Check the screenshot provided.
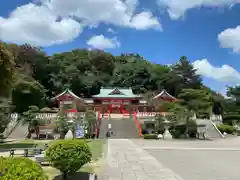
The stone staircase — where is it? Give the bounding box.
[109,117,140,139]
[7,121,28,139]
[196,119,224,140]
[99,115,140,139]
[206,120,224,139]
[99,117,110,138]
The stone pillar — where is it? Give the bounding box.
[163,119,172,140]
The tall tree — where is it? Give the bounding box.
[0,43,15,97]
[227,85,240,104]
[22,105,43,139]
[178,88,212,118]
[170,56,202,95]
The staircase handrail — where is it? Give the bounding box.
[133,112,142,137]
[209,119,225,138]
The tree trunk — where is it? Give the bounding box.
[63,171,68,180]
[184,118,189,138]
[35,126,39,139]
[27,126,32,139]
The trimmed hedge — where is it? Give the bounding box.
[0,157,48,180]
[45,139,92,179]
[143,134,158,139]
[217,124,235,134]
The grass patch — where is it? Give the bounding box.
[87,139,106,161]
[0,140,36,149]
[0,140,50,149]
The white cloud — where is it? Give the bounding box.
[0,3,83,46]
[42,0,161,30]
[157,0,239,19]
[107,28,115,33]
[0,0,161,46]
[218,26,240,53]
[129,11,162,30]
[192,58,240,84]
[87,35,120,49]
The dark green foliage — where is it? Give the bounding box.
[85,109,97,135]
[0,157,48,180]
[45,140,92,179]
[12,78,46,113]
[55,113,70,139]
[178,88,212,118]
[0,98,12,135]
[170,125,186,139]
[217,124,235,134]
[0,43,15,98]
[170,122,197,139]
[143,134,158,139]
[156,127,165,134]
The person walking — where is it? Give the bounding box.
[106,129,111,138]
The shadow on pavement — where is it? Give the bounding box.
[53,172,97,180]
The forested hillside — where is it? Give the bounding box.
[1,42,240,123]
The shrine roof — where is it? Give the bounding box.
[152,90,177,101]
[51,88,84,101]
[92,87,141,99]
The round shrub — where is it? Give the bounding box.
[0,157,48,180]
[217,124,235,134]
[143,134,158,139]
[45,140,92,179]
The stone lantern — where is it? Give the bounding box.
[65,130,73,140]
[163,119,172,140]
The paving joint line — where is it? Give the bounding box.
[143,147,240,151]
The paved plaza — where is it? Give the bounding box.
[100,138,240,180]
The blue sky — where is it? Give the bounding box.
[1,0,240,95]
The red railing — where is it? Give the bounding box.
[95,110,101,136]
[133,112,142,137]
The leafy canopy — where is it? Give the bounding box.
[0,157,48,180]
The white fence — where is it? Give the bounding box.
[35,112,85,119]
[136,112,156,117]
[136,112,223,122]
[9,112,85,120]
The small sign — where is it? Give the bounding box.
[75,126,85,138]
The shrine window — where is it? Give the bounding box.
[94,100,101,104]
[131,100,139,105]
[146,123,155,129]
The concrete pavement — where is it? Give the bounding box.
[100,139,184,180]
[133,138,240,180]
[100,138,240,180]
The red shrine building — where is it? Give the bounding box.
[52,87,176,114]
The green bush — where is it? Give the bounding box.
[187,120,197,138]
[170,124,186,139]
[217,124,235,134]
[170,129,182,139]
[157,127,165,134]
[143,134,158,139]
[0,157,48,180]
[45,139,92,180]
